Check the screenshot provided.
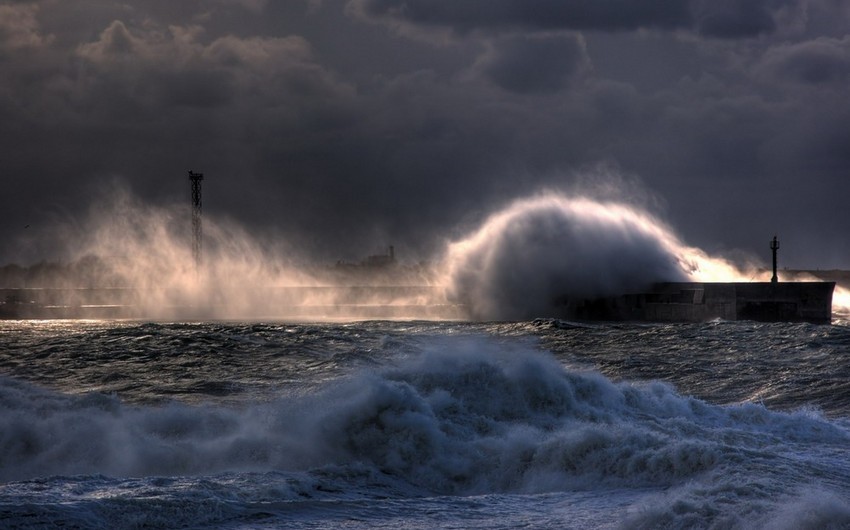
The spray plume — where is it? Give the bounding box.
[442,194,680,320]
[49,189,449,320]
[439,193,805,320]
[13,187,847,321]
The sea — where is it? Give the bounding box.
[1,317,850,529]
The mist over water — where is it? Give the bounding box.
[15,187,847,320]
[51,191,448,319]
[70,194,313,317]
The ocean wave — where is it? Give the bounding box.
[1,338,847,497]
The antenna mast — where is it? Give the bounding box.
[189,171,204,269]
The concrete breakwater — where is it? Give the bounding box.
[570,282,835,324]
[0,282,837,323]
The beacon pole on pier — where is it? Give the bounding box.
[189,171,204,270]
[770,236,779,283]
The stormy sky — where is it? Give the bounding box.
[1,0,848,269]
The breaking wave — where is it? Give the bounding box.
[2,338,847,496]
[441,194,754,320]
[440,192,850,320]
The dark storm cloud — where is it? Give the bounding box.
[0,3,49,50]
[759,36,850,84]
[349,0,801,38]
[1,0,849,269]
[349,0,692,33]
[691,0,784,38]
[472,33,590,94]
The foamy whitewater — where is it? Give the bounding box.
[1,319,850,529]
[3,191,850,528]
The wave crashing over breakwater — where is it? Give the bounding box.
[443,195,694,320]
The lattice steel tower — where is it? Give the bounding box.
[189,171,204,268]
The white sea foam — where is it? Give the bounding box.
[761,490,850,530]
[2,338,847,504]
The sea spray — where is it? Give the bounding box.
[15,185,847,320]
[33,187,447,319]
[438,192,836,320]
[441,194,691,320]
[3,337,847,496]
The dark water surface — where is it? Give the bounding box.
[1,319,849,528]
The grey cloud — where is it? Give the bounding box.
[472,33,590,94]
[349,0,804,39]
[69,19,353,116]
[0,3,52,50]
[77,19,136,58]
[348,0,692,34]
[691,0,780,38]
[212,0,268,14]
[759,36,850,84]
